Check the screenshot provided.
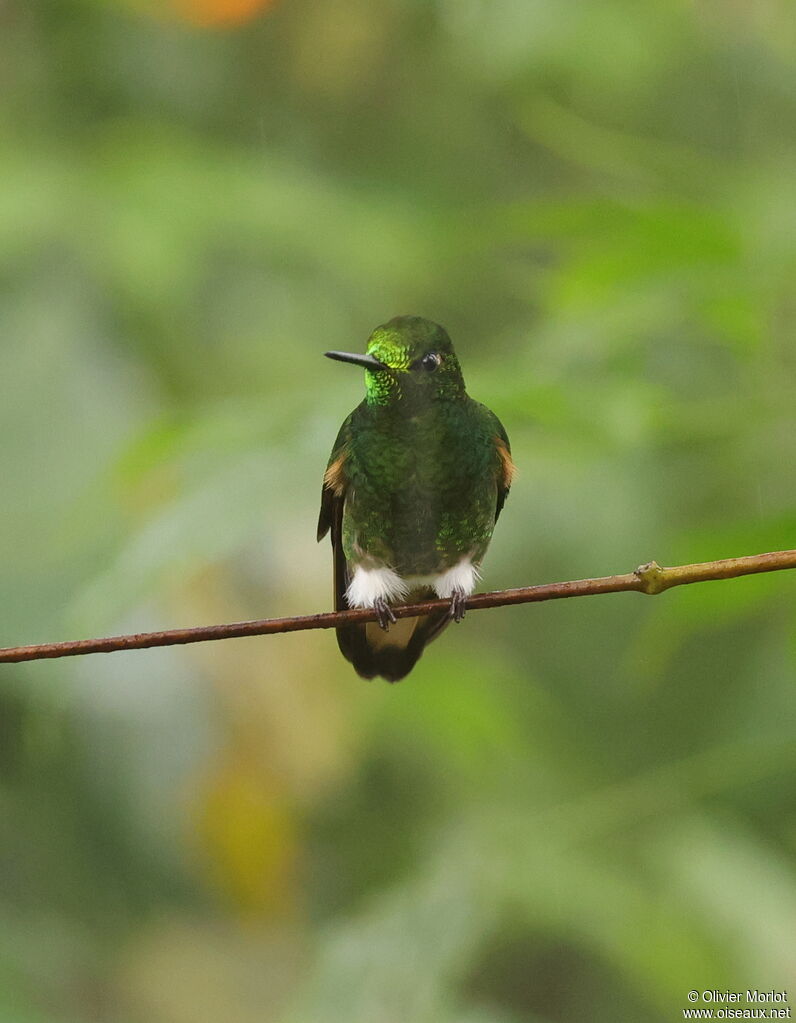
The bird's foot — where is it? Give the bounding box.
[374,597,397,631]
[449,588,468,623]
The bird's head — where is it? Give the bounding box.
[325,316,466,405]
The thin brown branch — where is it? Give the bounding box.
[1,549,794,665]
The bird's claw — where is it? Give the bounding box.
[449,589,467,623]
[374,597,397,631]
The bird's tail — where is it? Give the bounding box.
[336,589,450,682]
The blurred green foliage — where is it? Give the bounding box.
[1,1,795,1020]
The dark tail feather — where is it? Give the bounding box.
[336,591,451,683]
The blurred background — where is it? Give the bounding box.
[1,0,795,1020]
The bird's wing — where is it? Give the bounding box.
[494,426,515,522]
[317,414,354,615]
[477,406,515,523]
[317,421,349,541]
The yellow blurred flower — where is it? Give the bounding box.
[193,748,298,919]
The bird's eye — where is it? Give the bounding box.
[420,353,441,372]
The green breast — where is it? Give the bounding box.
[343,397,500,575]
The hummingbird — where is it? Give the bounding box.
[318,316,514,682]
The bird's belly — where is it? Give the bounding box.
[345,486,494,574]
[345,438,497,581]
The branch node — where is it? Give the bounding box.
[634,560,670,595]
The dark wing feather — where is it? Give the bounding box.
[316,483,335,543]
[317,418,349,542]
[317,415,381,677]
[316,414,354,616]
[492,418,515,523]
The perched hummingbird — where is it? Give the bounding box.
[318,316,514,682]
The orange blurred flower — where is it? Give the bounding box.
[171,0,278,27]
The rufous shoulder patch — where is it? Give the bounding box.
[323,448,348,497]
[495,436,517,490]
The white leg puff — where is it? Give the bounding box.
[346,565,409,609]
[432,558,480,599]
